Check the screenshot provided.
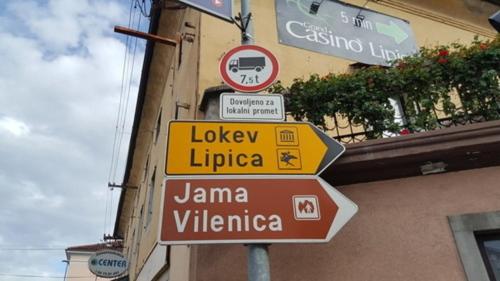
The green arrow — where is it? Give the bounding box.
[375,21,408,44]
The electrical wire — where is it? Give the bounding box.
[111,3,137,182]
[135,0,151,18]
[356,0,371,18]
[104,0,135,236]
[0,248,116,255]
[108,11,141,230]
[108,0,135,183]
[0,247,65,251]
[113,13,142,182]
[104,0,150,236]
[0,273,89,279]
[111,2,141,182]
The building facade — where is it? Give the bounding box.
[113,0,500,280]
[65,242,124,281]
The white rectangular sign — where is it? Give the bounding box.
[220,92,285,121]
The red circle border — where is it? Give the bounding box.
[219,45,280,93]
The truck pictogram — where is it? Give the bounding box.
[229,57,266,72]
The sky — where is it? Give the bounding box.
[0,0,148,279]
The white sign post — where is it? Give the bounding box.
[220,92,285,121]
[88,250,128,279]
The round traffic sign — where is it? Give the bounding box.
[219,45,279,92]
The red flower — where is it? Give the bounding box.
[399,128,411,135]
[437,57,448,64]
[396,62,407,70]
[438,49,449,56]
[480,43,488,50]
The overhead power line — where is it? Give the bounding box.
[135,0,152,17]
[0,247,65,251]
[104,0,151,236]
[0,273,89,279]
[105,0,138,237]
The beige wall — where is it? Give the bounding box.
[66,252,109,281]
[198,0,495,94]
[397,0,499,30]
[120,7,202,281]
[119,0,498,280]
[192,165,500,281]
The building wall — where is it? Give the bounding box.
[117,0,499,280]
[394,0,499,30]
[192,166,500,281]
[198,0,496,93]
[119,7,202,281]
[66,252,108,281]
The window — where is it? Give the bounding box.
[448,211,500,281]
[131,229,136,255]
[476,232,500,281]
[136,205,144,252]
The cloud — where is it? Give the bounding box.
[0,117,30,137]
[0,0,146,279]
[5,0,126,52]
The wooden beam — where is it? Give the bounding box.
[114,25,178,47]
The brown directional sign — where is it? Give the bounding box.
[165,121,345,175]
[159,177,358,244]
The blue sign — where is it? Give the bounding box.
[179,0,233,22]
[276,0,418,66]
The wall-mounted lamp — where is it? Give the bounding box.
[310,0,324,15]
[489,10,500,32]
[354,14,365,27]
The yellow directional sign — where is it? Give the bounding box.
[165,121,345,175]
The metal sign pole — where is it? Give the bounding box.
[240,1,271,280]
[248,244,270,281]
[241,0,254,45]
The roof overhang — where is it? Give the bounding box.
[322,120,500,186]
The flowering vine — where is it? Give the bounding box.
[270,35,500,138]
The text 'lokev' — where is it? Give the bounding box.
[189,126,263,172]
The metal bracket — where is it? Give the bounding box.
[175,101,191,119]
[108,182,138,190]
[233,12,253,42]
[114,25,179,47]
[103,234,124,242]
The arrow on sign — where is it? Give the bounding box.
[159,177,358,244]
[165,121,345,175]
[375,21,408,44]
